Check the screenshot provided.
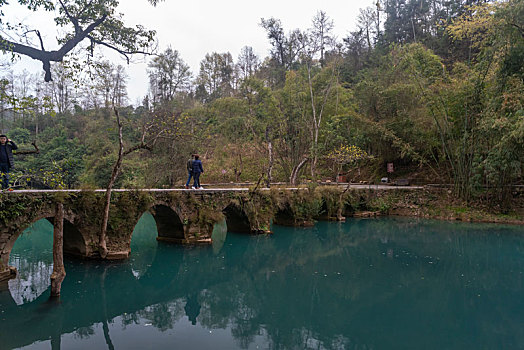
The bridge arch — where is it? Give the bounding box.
[1,205,54,268]
[63,219,88,257]
[222,203,252,234]
[148,202,185,242]
[1,207,87,275]
[273,203,295,226]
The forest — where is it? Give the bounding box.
[1,0,523,207]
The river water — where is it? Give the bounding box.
[1,215,523,349]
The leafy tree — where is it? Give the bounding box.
[0,0,160,81]
[236,46,260,81]
[310,11,335,67]
[148,47,191,104]
[196,52,235,102]
[446,0,524,203]
[260,17,303,87]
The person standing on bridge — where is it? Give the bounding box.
[0,135,17,191]
[192,154,204,190]
[185,154,194,189]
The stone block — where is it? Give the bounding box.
[0,266,17,283]
[105,251,129,260]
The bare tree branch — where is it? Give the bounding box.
[87,35,152,63]
[14,141,40,155]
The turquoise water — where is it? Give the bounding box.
[1,215,523,349]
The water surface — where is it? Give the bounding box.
[1,215,523,349]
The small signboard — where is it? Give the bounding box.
[387,163,394,173]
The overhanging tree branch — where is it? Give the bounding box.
[87,35,152,64]
[1,14,107,82]
[1,1,157,82]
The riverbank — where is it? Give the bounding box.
[338,186,524,226]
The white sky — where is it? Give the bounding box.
[5,0,376,104]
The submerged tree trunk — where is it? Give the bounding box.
[50,202,65,297]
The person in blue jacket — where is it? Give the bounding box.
[0,134,17,190]
[191,154,204,189]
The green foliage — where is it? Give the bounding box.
[0,0,522,211]
[0,193,46,225]
[367,197,392,214]
[107,191,154,236]
[14,126,86,188]
[271,188,323,223]
[8,128,31,144]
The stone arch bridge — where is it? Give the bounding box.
[0,189,277,269]
[0,185,428,284]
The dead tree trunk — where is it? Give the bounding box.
[50,202,65,297]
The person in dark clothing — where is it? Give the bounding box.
[185,154,194,189]
[191,154,204,189]
[0,134,17,190]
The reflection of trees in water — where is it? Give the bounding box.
[115,299,186,334]
[130,212,158,279]
[198,287,261,349]
[184,293,201,325]
[8,259,53,305]
[141,302,185,331]
[74,326,95,339]
[177,218,524,349]
[4,218,523,349]
[8,219,54,305]
[120,310,141,329]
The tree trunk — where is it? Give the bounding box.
[290,158,309,186]
[50,202,66,297]
[307,64,318,180]
[99,108,125,259]
[99,108,157,258]
[266,126,273,188]
[234,153,243,182]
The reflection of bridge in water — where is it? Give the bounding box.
[0,217,384,349]
[1,217,523,350]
